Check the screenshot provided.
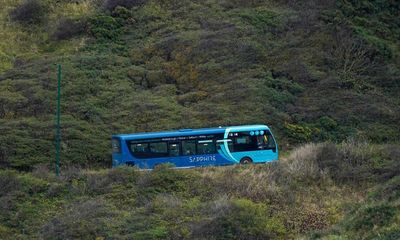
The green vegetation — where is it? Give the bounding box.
[0,142,398,239]
[0,1,399,237]
[0,0,398,169]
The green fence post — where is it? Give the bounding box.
[55,64,61,176]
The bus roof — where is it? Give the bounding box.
[113,125,270,140]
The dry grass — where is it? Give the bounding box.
[284,143,320,177]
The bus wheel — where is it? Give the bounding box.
[240,157,253,164]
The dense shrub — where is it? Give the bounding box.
[0,171,20,197]
[102,0,146,11]
[370,176,400,202]
[219,0,263,9]
[88,15,123,40]
[349,204,396,231]
[143,163,194,193]
[193,198,286,239]
[283,123,313,143]
[40,199,114,240]
[85,167,138,195]
[10,0,46,25]
[53,18,87,40]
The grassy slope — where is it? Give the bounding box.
[0,142,399,239]
[0,0,399,169]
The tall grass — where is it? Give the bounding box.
[0,142,398,239]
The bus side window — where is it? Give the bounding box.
[169,142,180,157]
[231,134,257,152]
[182,140,196,156]
[197,140,215,154]
[149,142,168,157]
[132,143,148,153]
[130,143,149,158]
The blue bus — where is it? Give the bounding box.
[112,125,278,169]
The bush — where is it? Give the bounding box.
[88,15,123,40]
[85,167,138,195]
[219,0,263,9]
[52,18,87,40]
[10,0,46,25]
[193,198,286,239]
[40,199,114,240]
[102,0,146,11]
[283,123,313,143]
[0,171,21,197]
[145,163,193,193]
[370,176,400,202]
[284,143,326,181]
[349,204,396,231]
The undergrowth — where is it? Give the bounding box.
[0,142,398,239]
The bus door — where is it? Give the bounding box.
[255,131,278,161]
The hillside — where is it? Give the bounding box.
[0,0,399,169]
[0,142,399,239]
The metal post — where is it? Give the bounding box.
[55,64,61,176]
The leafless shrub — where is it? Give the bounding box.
[145,193,182,214]
[32,164,52,180]
[328,29,375,89]
[284,143,324,180]
[195,164,286,203]
[136,170,152,188]
[338,138,374,166]
[209,195,233,216]
[85,171,111,194]
[59,165,85,182]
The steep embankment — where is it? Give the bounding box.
[0,0,399,169]
[0,142,399,239]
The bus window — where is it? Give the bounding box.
[130,143,149,158]
[256,132,276,150]
[149,142,168,157]
[197,140,215,154]
[266,132,276,150]
[132,143,148,153]
[229,132,258,152]
[169,142,180,156]
[182,140,196,156]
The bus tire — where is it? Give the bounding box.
[126,162,135,166]
[240,157,253,164]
